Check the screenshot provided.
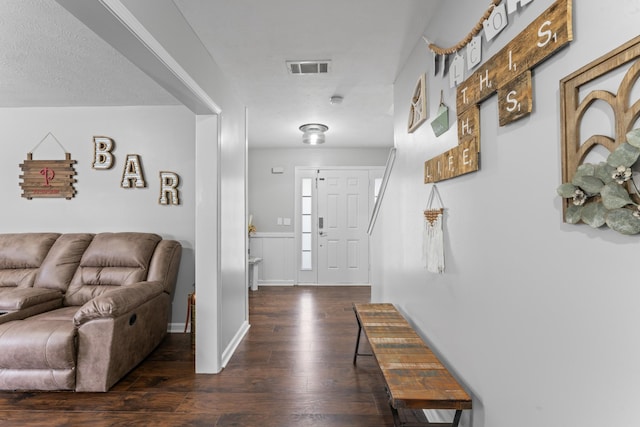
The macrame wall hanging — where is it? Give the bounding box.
[423,185,445,273]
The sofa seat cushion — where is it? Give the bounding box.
[0,320,76,370]
[0,288,62,311]
[27,306,80,322]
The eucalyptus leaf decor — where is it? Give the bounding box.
[557,128,640,235]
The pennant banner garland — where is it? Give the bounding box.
[424,0,535,87]
[423,0,573,183]
[483,2,508,42]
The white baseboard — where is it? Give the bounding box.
[256,282,295,286]
[167,320,250,371]
[167,322,188,333]
[221,320,250,368]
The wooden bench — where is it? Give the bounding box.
[353,303,472,427]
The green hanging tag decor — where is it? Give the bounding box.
[431,91,449,137]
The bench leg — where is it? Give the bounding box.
[353,321,362,365]
[352,313,373,364]
[452,410,462,427]
[390,406,463,427]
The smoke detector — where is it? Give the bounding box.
[286,60,331,75]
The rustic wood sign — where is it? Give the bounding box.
[424,137,479,182]
[560,35,640,218]
[425,0,573,183]
[19,152,77,199]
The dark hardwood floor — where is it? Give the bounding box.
[0,286,423,426]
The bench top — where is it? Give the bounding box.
[353,303,472,411]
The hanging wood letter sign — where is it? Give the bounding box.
[425,0,573,183]
[19,152,77,199]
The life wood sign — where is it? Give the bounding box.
[425,0,573,183]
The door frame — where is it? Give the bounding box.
[294,166,384,285]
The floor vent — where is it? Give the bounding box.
[286,60,331,75]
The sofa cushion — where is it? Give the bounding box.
[0,320,76,370]
[28,306,80,322]
[64,233,161,306]
[0,233,60,288]
[34,233,95,292]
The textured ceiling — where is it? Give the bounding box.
[0,0,178,107]
[1,0,440,149]
[173,0,440,148]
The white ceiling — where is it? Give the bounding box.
[0,0,179,107]
[0,0,441,148]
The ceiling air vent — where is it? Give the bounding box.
[286,60,331,75]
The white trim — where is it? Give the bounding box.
[194,114,222,373]
[98,0,221,114]
[167,322,188,333]
[258,280,296,286]
[251,232,295,238]
[221,321,250,368]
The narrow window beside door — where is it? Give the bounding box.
[301,178,313,270]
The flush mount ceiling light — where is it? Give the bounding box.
[299,123,329,145]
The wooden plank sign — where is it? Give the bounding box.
[498,70,533,126]
[19,153,77,199]
[425,0,573,183]
[456,0,573,117]
[424,137,479,183]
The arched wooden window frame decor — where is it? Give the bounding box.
[560,35,640,220]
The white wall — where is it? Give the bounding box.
[374,1,640,426]
[219,108,249,358]
[0,105,195,328]
[109,0,249,372]
[248,147,389,233]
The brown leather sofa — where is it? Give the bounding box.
[0,232,182,392]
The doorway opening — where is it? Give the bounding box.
[295,167,383,285]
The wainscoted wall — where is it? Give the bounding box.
[249,232,295,285]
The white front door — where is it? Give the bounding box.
[316,169,370,284]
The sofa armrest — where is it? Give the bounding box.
[0,288,62,310]
[73,281,165,326]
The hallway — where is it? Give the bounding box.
[0,286,426,426]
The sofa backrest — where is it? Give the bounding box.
[147,239,183,295]
[64,232,162,306]
[34,233,95,292]
[0,233,60,288]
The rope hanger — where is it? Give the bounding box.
[423,0,503,55]
[29,132,69,155]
